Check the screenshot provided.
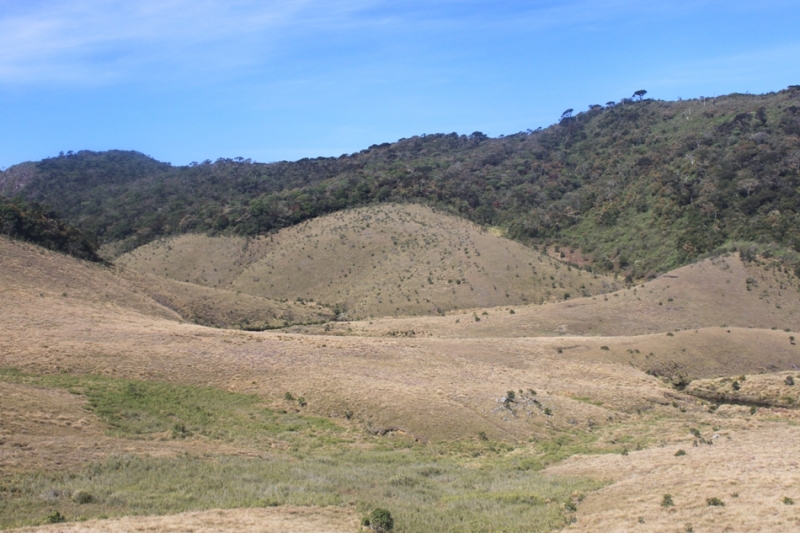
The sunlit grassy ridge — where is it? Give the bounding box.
[117,204,616,319]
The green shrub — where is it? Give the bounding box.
[284,392,295,401]
[368,508,394,532]
[675,449,686,456]
[706,497,724,507]
[47,511,66,524]
[662,494,674,507]
[786,376,795,386]
[784,496,794,505]
[72,490,93,504]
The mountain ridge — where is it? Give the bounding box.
[3,86,800,277]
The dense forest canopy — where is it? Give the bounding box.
[2,86,799,276]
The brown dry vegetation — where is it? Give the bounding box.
[9,506,359,533]
[291,252,800,339]
[4,203,800,532]
[116,204,615,319]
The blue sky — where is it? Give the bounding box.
[1,0,799,169]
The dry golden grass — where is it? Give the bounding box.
[7,506,358,533]
[116,204,615,319]
[118,269,333,329]
[687,370,800,408]
[5,227,800,533]
[548,420,800,532]
[292,253,800,339]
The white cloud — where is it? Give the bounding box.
[0,0,794,87]
[0,0,370,84]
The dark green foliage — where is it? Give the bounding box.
[368,508,394,532]
[4,88,800,274]
[662,494,674,507]
[706,497,724,507]
[47,511,66,523]
[0,195,101,261]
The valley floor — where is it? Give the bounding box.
[3,235,800,532]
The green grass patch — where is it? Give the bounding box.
[0,368,606,531]
[0,450,602,531]
[0,368,341,445]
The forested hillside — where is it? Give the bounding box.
[0,196,101,262]
[2,86,799,276]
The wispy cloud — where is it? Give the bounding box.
[0,0,376,84]
[0,0,690,86]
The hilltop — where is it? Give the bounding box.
[3,86,800,276]
[116,204,615,319]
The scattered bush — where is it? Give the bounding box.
[600,346,609,351]
[675,449,686,456]
[284,392,294,401]
[784,496,794,505]
[786,376,795,386]
[71,490,93,504]
[367,508,394,532]
[662,494,674,507]
[706,497,724,507]
[47,511,66,524]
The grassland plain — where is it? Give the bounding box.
[3,205,800,532]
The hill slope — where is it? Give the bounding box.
[3,87,800,275]
[306,252,800,339]
[0,195,101,262]
[0,236,330,330]
[117,204,616,319]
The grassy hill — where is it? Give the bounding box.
[4,85,800,533]
[0,235,331,330]
[303,251,800,340]
[3,87,800,276]
[116,204,615,319]
[3,230,800,531]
